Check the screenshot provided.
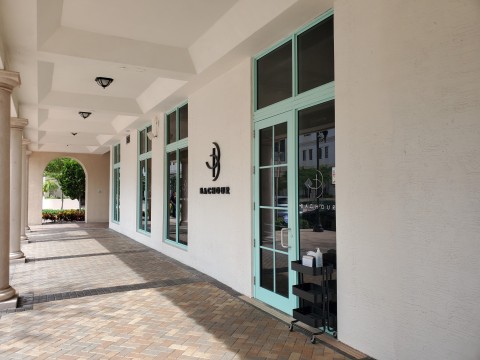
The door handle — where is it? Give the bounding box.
[280,227,291,248]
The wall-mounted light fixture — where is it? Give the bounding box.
[71,132,78,136]
[79,111,92,119]
[95,77,114,89]
[147,115,159,140]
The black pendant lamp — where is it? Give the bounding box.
[95,77,114,89]
[79,111,92,119]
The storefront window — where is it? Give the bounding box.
[297,16,334,93]
[112,143,120,223]
[256,41,292,110]
[165,103,188,246]
[138,126,152,234]
[298,100,336,282]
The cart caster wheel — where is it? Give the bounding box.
[333,331,337,338]
[310,336,316,344]
[288,323,294,331]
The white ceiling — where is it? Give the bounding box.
[0,0,332,154]
[61,0,238,48]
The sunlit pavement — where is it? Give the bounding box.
[1,223,354,360]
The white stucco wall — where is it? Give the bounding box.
[335,1,480,359]
[110,59,253,296]
[29,152,110,224]
[186,59,253,296]
[42,198,79,210]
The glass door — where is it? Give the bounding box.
[254,111,297,314]
[254,101,337,318]
[296,100,337,333]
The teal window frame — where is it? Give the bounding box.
[137,125,152,235]
[112,143,120,223]
[253,8,335,121]
[164,101,188,248]
[252,9,336,310]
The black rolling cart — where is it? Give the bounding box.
[289,260,337,343]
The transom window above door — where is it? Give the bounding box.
[255,11,334,111]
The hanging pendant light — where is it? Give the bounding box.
[95,77,114,89]
[79,111,92,119]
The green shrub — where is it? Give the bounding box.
[42,209,85,223]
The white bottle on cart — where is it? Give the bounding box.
[314,248,323,268]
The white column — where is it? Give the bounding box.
[0,70,20,306]
[10,117,28,261]
[25,150,31,231]
[20,138,30,242]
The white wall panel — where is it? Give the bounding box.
[110,59,252,296]
[335,1,480,359]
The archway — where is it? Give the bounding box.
[28,151,110,226]
[42,157,87,223]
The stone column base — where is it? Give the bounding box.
[0,295,18,311]
[0,286,17,303]
[9,250,25,261]
[10,258,26,264]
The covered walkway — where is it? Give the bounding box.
[1,224,359,360]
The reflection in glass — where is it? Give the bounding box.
[260,209,273,248]
[257,121,291,298]
[257,41,292,109]
[274,166,288,206]
[117,168,120,221]
[113,144,120,164]
[276,252,289,297]
[297,101,336,270]
[274,123,287,165]
[260,128,272,166]
[260,249,274,292]
[146,158,151,232]
[139,160,146,230]
[167,111,176,144]
[179,104,188,140]
[298,16,334,93]
[146,126,152,153]
[178,149,188,245]
[167,152,177,241]
[113,168,120,222]
[260,168,273,207]
[274,209,288,250]
[139,129,146,154]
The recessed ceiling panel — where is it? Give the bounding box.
[62,0,239,48]
[47,108,116,124]
[51,59,158,98]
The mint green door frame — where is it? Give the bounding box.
[252,9,335,315]
[253,110,298,315]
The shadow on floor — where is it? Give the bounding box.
[15,223,353,360]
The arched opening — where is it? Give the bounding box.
[42,157,87,223]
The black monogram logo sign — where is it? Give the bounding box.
[205,142,221,181]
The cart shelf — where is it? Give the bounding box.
[289,260,337,341]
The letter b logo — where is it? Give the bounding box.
[206,142,221,181]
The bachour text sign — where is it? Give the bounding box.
[201,142,231,195]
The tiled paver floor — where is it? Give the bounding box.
[1,223,352,360]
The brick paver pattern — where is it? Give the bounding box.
[1,223,350,360]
